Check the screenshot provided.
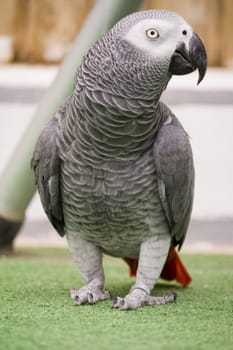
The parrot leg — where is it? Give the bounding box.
[112,234,175,310]
[67,233,111,305]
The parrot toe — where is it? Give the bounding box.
[112,290,177,310]
[112,289,148,310]
[112,296,126,309]
[70,286,111,305]
[145,292,177,306]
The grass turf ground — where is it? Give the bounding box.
[0,247,232,350]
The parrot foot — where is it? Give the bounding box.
[112,289,177,310]
[70,286,111,305]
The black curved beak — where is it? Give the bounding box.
[169,32,207,84]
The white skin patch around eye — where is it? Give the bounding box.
[123,18,192,60]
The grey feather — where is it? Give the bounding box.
[31,103,69,237]
[153,102,194,248]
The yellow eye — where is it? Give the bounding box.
[146,28,159,39]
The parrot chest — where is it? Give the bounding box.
[61,149,168,257]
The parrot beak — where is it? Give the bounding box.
[169,32,207,84]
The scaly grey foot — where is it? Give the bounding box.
[112,289,177,310]
[70,286,111,305]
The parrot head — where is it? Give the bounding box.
[79,10,207,103]
[109,9,207,91]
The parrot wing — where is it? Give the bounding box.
[153,103,194,249]
[31,112,65,237]
[124,104,193,286]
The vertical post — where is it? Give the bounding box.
[0,0,144,251]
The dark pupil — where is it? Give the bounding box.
[182,30,187,35]
[150,31,155,36]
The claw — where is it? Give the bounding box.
[171,291,177,301]
[102,290,111,300]
[74,295,82,306]
[87,293,94,303]
[70,287,78,300]
[70,287,110,306]
[112,296,125,308]
[112,297,118,307]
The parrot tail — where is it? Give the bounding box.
[123,247,192,287]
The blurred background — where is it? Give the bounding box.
[0,0,232,251]
[0,0,233,66]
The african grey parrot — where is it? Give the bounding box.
[32,9,207,310]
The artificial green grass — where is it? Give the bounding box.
[0,247,232,350]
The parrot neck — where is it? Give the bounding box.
[68,37,170,161]
[68,92,166,162]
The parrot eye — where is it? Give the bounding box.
[146,28,159,40]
